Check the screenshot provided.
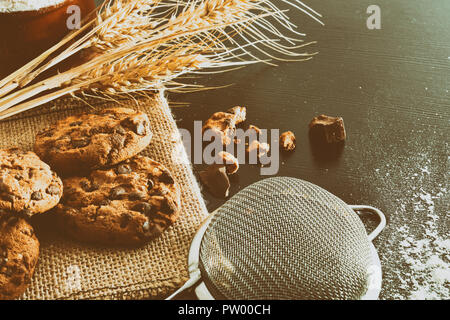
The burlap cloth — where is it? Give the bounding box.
[0,92,209,299]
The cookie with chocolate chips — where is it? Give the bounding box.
[34,108,152,174]
[0,148,63,217]
[55,156,181,246]
[0,215,40,300]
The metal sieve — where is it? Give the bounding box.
[167,177,386,300]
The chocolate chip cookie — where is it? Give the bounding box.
[34,108,152,174]
[0,148,63,217]
[55,156,181,246]
[0,215,40,300]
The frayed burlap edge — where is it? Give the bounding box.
[0,91,209,300]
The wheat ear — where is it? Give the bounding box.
[0,0,322,120]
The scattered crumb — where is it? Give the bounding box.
[248,125,261,134]
[246,140,270,158]
[199,165,230,198]
[216,151,239,175]
[309,114,346,144]
[280,131,296,151]
[202,106,247,145]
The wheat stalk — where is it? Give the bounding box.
[0,0,322,120]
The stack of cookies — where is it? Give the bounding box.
[0,107,181,299]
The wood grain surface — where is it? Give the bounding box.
[170,0,449,299]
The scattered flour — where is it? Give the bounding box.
[382,154,449,300]
[0,0,65,12]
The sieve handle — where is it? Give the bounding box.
[349,205,386,242]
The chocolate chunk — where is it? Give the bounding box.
[120,213,131,228]
[199,165,230,198]
[72,137,90,148]
[227,106,247,123]
[248,125,261,134]
[89,127,100,135]
[223,118,232,126]
[70,121,83,127]
[99,199,111,207]
[148,224,164,237]
[8,148,22,154]
[11,277,22,286]
[19,209,33,218]
[111,133,125,149]
[105,113,119,120]
[159,171,174,184]
[121,117,146,135]
[129,192,145,200]
[28,168,37,179]
[246,140,270,158]
[2,193,14,202]
[109,187,126,200]
[116,164,131,175]
[280,131,296,151]
[31,191,43,201]
[147,179,154,190]
[57,135,71,141]
[80,180,98,192]
[46,184,60,195]
[6,216,20,225]
[132,202,154,216]
[309,115,346,144]
[215,151,239,175]
[161,199,176,215]
[202,106,247,146]
[157,188,168,196]
[40,129,54,137]
[3,267,13,277]
[115,125,126,135]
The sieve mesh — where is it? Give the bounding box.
[198,177,373,300]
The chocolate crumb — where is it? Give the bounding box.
[129,192,145,200]
[159,172,174,184]
[72,137,90,148]
[30,191,43,201]
[46,184,60,195]
[116,164,132,175]
[309,114,346,144]
[216,151,239,175]
[109,187,126,200]
[133,202,154,216]
[280,131,296,151]
[248,125,262,135]
[199,165,230,198]
[246,140,270,158]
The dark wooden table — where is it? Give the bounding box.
[170,0,449,300]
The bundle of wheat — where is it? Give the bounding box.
[0,0,322,120]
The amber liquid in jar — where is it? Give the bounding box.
[0,0,95,78]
